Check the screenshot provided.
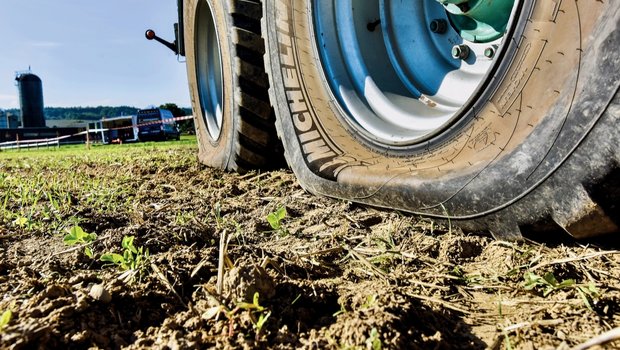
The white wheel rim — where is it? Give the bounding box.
[195,2,224,140]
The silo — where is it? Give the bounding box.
[15,73,45,128]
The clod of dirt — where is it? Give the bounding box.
[43,284,70,299]
[68,273,101,288]
[439,235,485,264]
[89,284,112,304]
[224,264,276,302]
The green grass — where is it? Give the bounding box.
[0,135,198,235]
[0,135,197,159]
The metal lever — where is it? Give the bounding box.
[145,29,179,55]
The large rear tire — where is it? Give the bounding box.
[263,0,620,239]
[185,0,282,172]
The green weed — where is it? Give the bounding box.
[361,294,378,309]
[203,292,272,341]
[503,330,513,350]
[333,302,348,317]
[12,216,31,229]
[253,310,271,340]
[576,283,600,311]
[101,236,150,282]
[449,266,488,287]
[174,211,195,226]
[366,232,400,267]
[267,206,288,236]
[0,310,12,333]
[212,202,245,246]
[366,328,382,350]
[522,271,575,297]
[522,271,599,309]
[237,291,264,311]
[237,292,271,340]
[214,201,223,228]
[63,225,97,258]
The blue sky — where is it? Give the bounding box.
[0,1,191,109]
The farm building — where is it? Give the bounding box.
[0,110,20,129]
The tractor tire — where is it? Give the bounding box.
[184,0,282,172]
[263,0,620,239]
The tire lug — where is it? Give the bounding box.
[451,44,470,60]
[430,19,447,34]
[484,45,498,59]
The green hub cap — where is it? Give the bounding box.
[437,0,515,42]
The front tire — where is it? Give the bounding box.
[185,0,282,172]
[263,0,620,239]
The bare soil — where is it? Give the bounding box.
[1,144,620,349]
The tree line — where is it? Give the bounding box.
[4,105,191,121]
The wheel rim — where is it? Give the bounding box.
[313,0,519,146]
[195,1,224,141]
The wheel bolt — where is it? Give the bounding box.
[484,45,498,59]
[367,19,381,32]
[430,19,447,34]
[451,44,470,60]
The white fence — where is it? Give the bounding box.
[0,116,193,151]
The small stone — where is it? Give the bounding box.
[89,284,111,303]
[557,330,566,340]
[70,330,90,343]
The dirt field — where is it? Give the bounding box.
[1,139,619,349]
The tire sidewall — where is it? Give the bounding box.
[264,0,620,219]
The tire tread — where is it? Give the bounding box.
[229,0,282,171]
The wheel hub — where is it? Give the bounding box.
[437,0,516,42]
[313,0,518,145]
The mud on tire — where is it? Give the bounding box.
[263,0,620,239]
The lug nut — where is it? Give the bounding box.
[451,44,470,60]
[484,45,498,59]
[430,19,448,34]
